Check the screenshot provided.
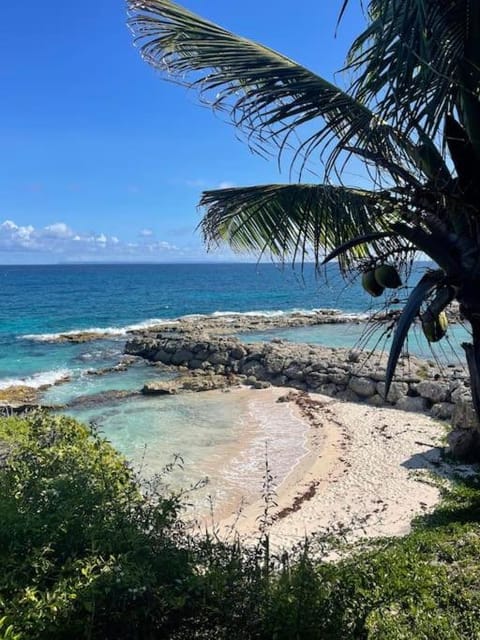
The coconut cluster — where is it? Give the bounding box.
[361,265,402,297]
[361,265,449,343]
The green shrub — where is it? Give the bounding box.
[0,412,195,640]
[1,412,480,639]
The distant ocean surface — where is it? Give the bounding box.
[0,262,375,384]
[0,263,468,504]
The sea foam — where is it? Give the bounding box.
[0,368,71,390]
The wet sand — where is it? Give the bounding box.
[192,387,467,552]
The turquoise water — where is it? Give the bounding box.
[1,263,364,384]
[240,322,469,364]
[0,262,468,500]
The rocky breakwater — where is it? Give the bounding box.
[125,322,480,459]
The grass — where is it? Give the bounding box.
[1,412,480,639]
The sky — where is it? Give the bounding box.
[0,1,365,264]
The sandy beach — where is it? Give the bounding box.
[196,387,469,552]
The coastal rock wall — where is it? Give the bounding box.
[125,332,474,428]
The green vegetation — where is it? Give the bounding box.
[1,412,480,639]
[127,0,480,450]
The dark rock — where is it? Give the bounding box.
[171,350,194,366]
[142,381,178,395]
[430,402,455,420]
[447,428,480,462]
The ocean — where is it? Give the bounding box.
[0,263,468,508]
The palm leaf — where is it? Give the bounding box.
[347,0,480,139]
[384,270,445,397]
[445,114,480,192]
[127,0,412,176]
[322,231,393,264]
[199,183,406,270]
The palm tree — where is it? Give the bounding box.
[127,0,480,455]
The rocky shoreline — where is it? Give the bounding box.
[124,312,478,459]
[3,310,477,459]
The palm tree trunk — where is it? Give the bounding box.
[463,327,480,419]
[460,313,480,459]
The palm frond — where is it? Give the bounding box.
[346,0,480,139]
[322,231,393,265]
[384,269,445,396]
[199,183,408,270]
[127,0,411,177]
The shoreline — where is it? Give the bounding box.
[207,388,467,552]
[1,305,477,551]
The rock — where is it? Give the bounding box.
[67,390,139,408]
[171,350,194,366]
[450,384,470,404]
[366,394,386,407]
[142,381,177,395]
[447,428,480,462]
[430,402,455,420]
[395,396,429,412]
[369,369,387,382]
[376,381,409,403]
[416,381,448,403]
[190,359,207,370]
[318,383,338,397]
[348,376,376,398]
[179,374,231,392]
[208,352,229,365]
[153,349,172,364]
[336,389,360,403]
[53,331,109,344]
[277,391,298,403]
[452,398,480,430]
[328,370,349,385]
[163,340,181,354]
[253,380,271,389]
[305,372,329,388]
[240,361,267,378]
[230,346,247,360]
[347,350,362,363]
[263,355,286,375]
[0,385,40,407]
[283,364,305,381]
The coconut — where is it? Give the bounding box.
[362,270,385,297]
[422,311,448,342]
[374,264,402,289]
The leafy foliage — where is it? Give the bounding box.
[2,413,480,639]
[200,184,404,268]
[0,413,192,640]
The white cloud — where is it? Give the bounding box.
[42,223,73,239]
[139,228,154,238]
[0,219,185,262]
[217,181,236,189]
[0,220,36,248]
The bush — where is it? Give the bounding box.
[1,412,480,639]
[0,413,195,640]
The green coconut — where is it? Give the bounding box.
[362,270,385,297]
[422,310,448,343]
[374,264,402,289]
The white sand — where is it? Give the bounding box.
[209,389,468,552]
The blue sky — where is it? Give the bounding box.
[0,1,364,264]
